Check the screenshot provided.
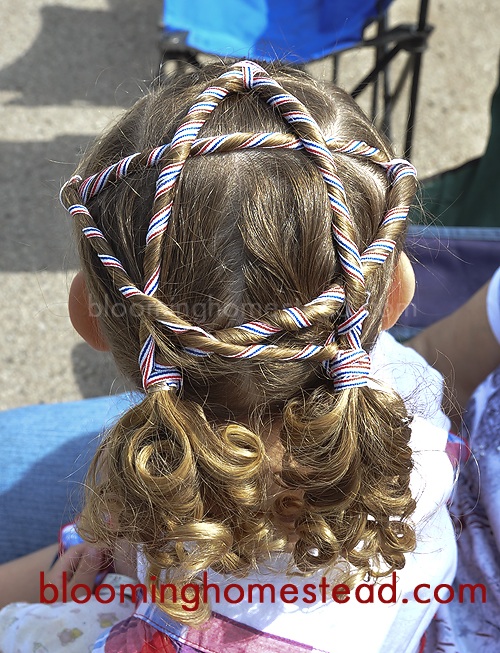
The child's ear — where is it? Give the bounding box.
[68,271,109,351]
[381,252,416,330]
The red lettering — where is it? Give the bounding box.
[302,583,316,604]
[224,584,245,604]
[158,582,177,604]
[181,583,200,612]
[331,583,350,603]
[355,582,375,604]
[39,572,58,603]
[121,582,147,603]
[62,571,68,602]
[202,571,221,604]
[414,584,431,603]
[94,583,115,604]
[434,584,453,604]
[319,577,329,602]
[280,584,298,604]
[248,583,276,603]
[459,583,487,603]
[150,577,157,604]
[71,583,92,603]
[378,572,397,604]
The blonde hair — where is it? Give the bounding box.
[61,61,417,624]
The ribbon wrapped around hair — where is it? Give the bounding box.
[60,59,417,396]
[322,305,371,391]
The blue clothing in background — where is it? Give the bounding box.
[0,393,137,563]
[163,0,392,62]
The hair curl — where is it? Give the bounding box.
[63,62,417,625]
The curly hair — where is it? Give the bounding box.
[61,61,417,624]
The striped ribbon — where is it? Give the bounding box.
[229,62,366,295]
[139,335,182,392]
[324,348,371,390]
[323,305,370,390]
[61,60,417,393]
[63,135,415,206]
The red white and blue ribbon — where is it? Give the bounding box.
[139,335,182,392]
[322,306,371,390]
[61,60,417,393]
[324,348,371,390]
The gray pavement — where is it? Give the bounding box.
[1,0,499,410]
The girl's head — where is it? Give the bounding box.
[61,60,417,622]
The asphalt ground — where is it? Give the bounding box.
[1,0,499,410]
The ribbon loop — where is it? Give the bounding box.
[324,348,371,390]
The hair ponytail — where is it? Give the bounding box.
[281,381,415,581]
[79,386,287,619]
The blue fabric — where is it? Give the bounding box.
[398,226,500,332]
[0,393,139,563]
[162,0,392,62]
